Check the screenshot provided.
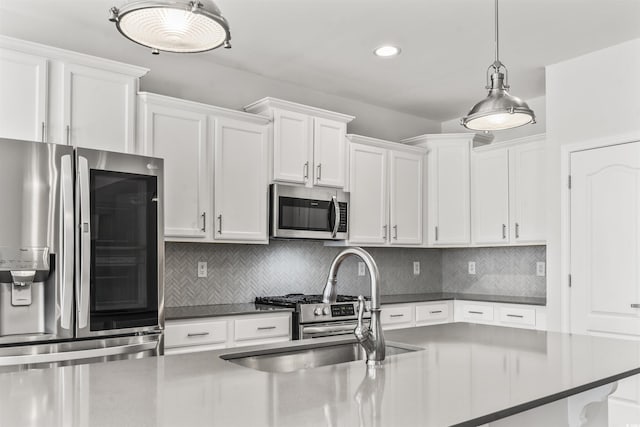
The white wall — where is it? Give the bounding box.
[545,38,640,331]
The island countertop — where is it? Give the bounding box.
[2,323,639,426]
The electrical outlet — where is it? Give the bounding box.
[536,262,546,277]
[413,261,420,276]
[358,262,366,276]
[468,261,476,275]
[197,261,207,278]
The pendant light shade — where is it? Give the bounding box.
[461,0,535,131]
[109,0,231,54]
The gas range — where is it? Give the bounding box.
[255,293,371,339]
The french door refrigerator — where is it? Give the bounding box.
[0,138,164,371]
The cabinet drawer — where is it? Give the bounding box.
[498,306,536,327]
[460,303,494,322]
[416,303,450,323]
[380,305,413,325]
[234,315,290,342]
[165,319,228,349]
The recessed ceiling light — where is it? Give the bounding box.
[373,45,401,57]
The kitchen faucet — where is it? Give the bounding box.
[323,247,385,365]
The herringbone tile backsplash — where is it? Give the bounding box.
[165,241,546,307]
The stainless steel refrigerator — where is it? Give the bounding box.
[0,138,163,371]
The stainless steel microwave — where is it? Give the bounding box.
[270,184,348,240]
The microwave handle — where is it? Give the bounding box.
[330,196,340,238]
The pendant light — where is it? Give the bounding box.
[108,0,231,54]
[461,0,535,131]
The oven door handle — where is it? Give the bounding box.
[329,196,340,238]
[303,324,356,334]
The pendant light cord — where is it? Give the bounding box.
[494,0,500,68]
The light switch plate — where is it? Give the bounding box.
[468,261,476,275]
[536,262,546,277]
[197,261,207,278]
[413,261,420,276]
[358,262,366,276]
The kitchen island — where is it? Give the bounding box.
[2,323,639,426]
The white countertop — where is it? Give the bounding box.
[2,323,639,426]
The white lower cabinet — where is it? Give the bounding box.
[456,302,495,324]
[381,301,454,330]
[454,300,546,331]
[415,301,452,325]
[380,304,414,330]
[164,312,292,355]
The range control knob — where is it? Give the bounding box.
[322,307,330,316]
[314,307,323,316]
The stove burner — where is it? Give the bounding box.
[256,293,361,308]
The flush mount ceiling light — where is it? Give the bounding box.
[374,45,401,57]
[108,0,231,55]
[461,0,535,131]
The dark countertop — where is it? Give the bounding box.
[165,303,294,320]
[381,292,546,306]
[2,323,637,426]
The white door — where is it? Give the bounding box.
[509,140,546,243]
[389,150,423,245]
[313,117,346,188]
[348,143,388,244]
[63,63,137,152]
[429,141,471,244]
[213,118,268,242]
[471,148,510,244]
[272,109,312,184]
[0,48,47,142]
[140,102,209,239]
[570,141,640,337]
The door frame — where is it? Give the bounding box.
[560,130,640,333]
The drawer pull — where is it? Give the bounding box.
[506,314,524,318]
[187,332,210,337]
[430,310,443,314]
[389,314,405,318]
[257,326,277,330]
[468,311,484,315]
[631,304,640,308]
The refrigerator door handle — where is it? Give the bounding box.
[77,156,91,330]
[60,155,74,330]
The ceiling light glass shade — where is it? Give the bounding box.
[109,0,231,53]
[461,71,536,131]
[374,45,401,57]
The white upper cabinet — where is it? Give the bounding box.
[471,135,546,245]
[348,135,425,246]
[138,93,209,240]
[213,117,269,242]
[402,133,490,246]
[0,36,148,151]
[471,148,510,244]
[244,98,354,189]
[0,48,48,142]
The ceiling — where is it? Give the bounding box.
[1,0,639,122]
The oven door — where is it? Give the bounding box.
[75,148,164,338]
[300,320,368,339]
[270,184,348,240]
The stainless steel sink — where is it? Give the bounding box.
[221,340,422,373]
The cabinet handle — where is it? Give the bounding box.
[217,214,222,234]
[502,224,507,239]
[66,125,71,145]
[41,122,46,142]
[631,304,640,308]
[201,212,206,232]
[382,225,387,240]
[257,326,276,330]
[389,314,404,318]
[187,332,210,337]
[316,163,322,181]
[515,222,520,239]
[430,310,443,314]
[393,225,398,240]
[468,311,484,315]
[435,226,439,241]
[303,162,309,181]
[506,314,524,318]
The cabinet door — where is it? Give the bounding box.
[63,63,137,152]
[389,150,423,245]
[349,143,388,244]
[313,117,346,188]
[429,142,471,244]
[140,102,209,239]
[509,140,546,243]
[272,109,312,184]
[471,148,509,244]
[0,49,47,142]
[214,118,268,242]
